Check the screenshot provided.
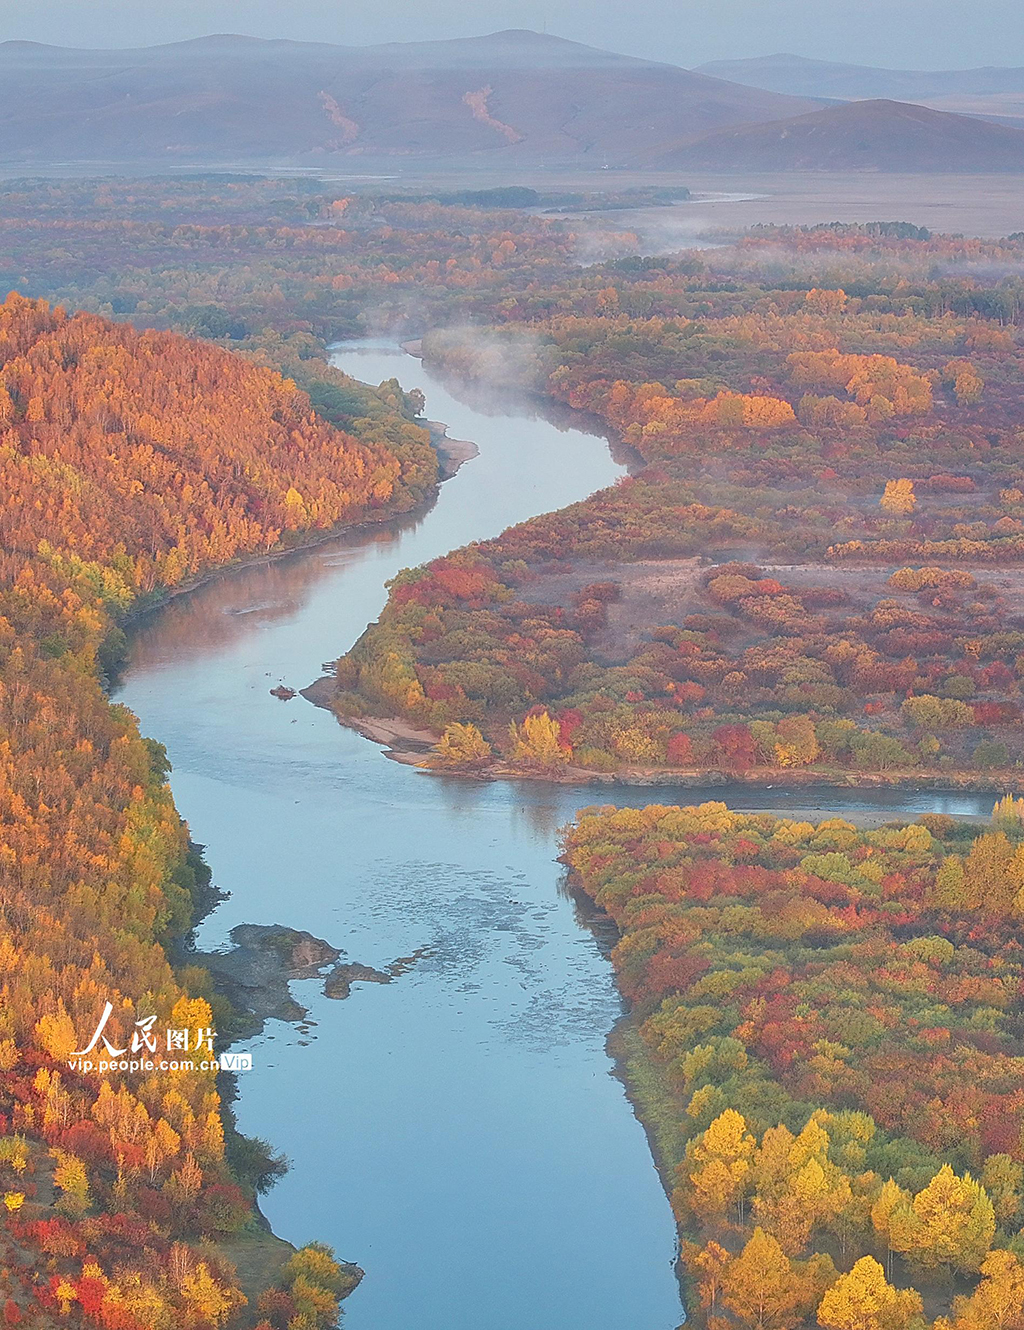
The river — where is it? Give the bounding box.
[116,344,993,1330]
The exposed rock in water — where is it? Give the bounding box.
[299,676,335,709]
[195,926,433,1032]
[231,923,340,972]
[323,962,392,1000]
[385,945,434,979]
[323,947,434,998]
[270,684,296,700]
[196,924,341,1031]
[338,1262,364,1298]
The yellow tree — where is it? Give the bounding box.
[871,1178,914,1279]
[34,1005,78,1061]
[507,711,569,769]
[788,1155,853,1255]
[817,1256,923,1330]
[942,359,985,406]
[752,1123,797,1202]
[805,288,848,315]
[686,1109,756,1225]
[992,795,1024,832]
[282,485,308,530]
[910,1165,995,1275]
[54,1280,78,1315]
[774,715,820,768]
[434,722,492,766]
[753,1118,850,1255]
[963,832,1024,915]
[179,1262,245,1326]
[51,1148,90,1219]
[687,1239,731,1319]
[721,1227,803,1330]
[943,1249,1024,1330]
[880,479,916,516]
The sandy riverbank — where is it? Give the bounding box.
[425,418,479,479]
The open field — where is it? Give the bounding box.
[380,170,1024,239]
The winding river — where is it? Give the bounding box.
[116,345,993,1330]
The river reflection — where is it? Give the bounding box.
[118,345,993,1330]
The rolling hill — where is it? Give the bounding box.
[694,53,1024,101]
[656,98,1024,172]
[694,54,1024,126]
[0,30,818,166]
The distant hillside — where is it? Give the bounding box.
[694,52,1024,101]
[0,30,817,166]
[657,98,1024,172]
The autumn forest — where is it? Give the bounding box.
[4,169,1024,1330]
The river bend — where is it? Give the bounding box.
[116,344,991,1330]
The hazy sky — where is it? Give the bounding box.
[1,0,1021,70]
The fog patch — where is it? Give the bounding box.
[420,324,550,394]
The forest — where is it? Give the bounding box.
[6,174,1024,1322]
[564,797,1024,1330]
[325,232,1024,785]
[0,291,436,1327]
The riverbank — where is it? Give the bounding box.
[303,697,1020,800]
[607,1017,690,1309]
[175,885,370,1308]
[116,416,473,649]
[425,418,479,480]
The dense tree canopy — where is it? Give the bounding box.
[565,800,1024,1329]
[0,293,431,1327]
[332,243,1024,784]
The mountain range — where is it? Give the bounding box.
[4,30,1024,173]
[658,98,1024,173]
[0,31,816,166]
[696,53,1024,101]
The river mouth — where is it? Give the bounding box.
[113,342,991,1330]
